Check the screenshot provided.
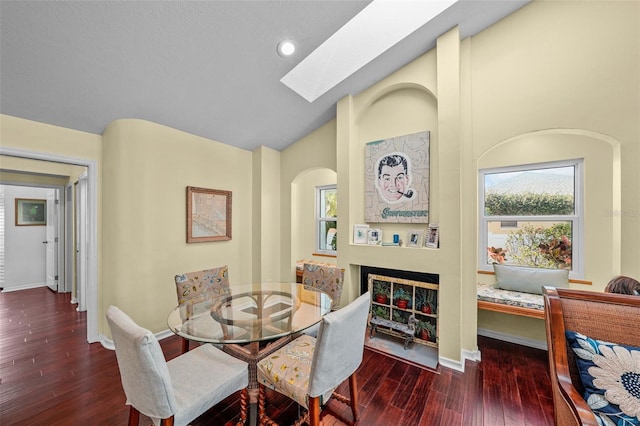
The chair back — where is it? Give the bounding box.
[543,286,640,426]
[106,305,177,420]
[308,292,370,398]
[302,263,345,310]
[174,265,229,318]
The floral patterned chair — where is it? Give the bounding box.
[302,263,344,310]
[174,265,231,353]
[256,292,371,426]
[543,286,640,426]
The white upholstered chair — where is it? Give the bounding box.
[256,292,371,426]
[106,305,249,426]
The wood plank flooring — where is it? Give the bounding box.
[0,287,554,425]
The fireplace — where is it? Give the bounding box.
[360,266,439,348]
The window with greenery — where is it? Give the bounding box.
[480,160,582,277]
[316,185,337,255]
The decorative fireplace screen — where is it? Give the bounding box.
[368,273,438,348]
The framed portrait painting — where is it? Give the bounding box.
[186,186,232,243]
[364,131,430,223]
[15,198,46,226]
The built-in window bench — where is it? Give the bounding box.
[476,282,545,319]
[477,270,592,319]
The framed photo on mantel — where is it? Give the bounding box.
[186,186,232,243]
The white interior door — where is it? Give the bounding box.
[45,190,58,291]
[64,184,73,293]
[75,175,87,311]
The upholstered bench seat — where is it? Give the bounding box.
[477,283,545,310]
[477,283,545,319]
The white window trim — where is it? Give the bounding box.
[316,184,337,255]
[479,159,583,279]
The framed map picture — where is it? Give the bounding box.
[186,186,232,243]
[364,131,430,223]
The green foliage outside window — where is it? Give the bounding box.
[505,223,572,269]
[485,192,574,216]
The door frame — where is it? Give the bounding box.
[0,147,99,343]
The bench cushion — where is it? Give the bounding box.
[477,283,544,311]
[494,264,569,295]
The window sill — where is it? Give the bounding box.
[312,253,337,258]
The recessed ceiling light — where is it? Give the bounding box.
[277,39,296,57]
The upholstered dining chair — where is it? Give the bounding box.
[301,263,345,311]
[174,265,230,353]
[106,305,249,426]
[256,292,371,426]
[301,263,345,338]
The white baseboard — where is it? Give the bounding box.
[438,355,464,372]
[478,328,547,350]
[1,282,48,292]
[439,347,482,373]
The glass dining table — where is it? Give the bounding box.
[167,282,332,425]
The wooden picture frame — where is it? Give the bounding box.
[186,186,231,243]
[15,198,46,226]
[407,229,423,247]
[425,223,439,249]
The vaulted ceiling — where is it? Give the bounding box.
[0,1,529,151]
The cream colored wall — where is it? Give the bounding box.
[252,146,281,282]
[292,168,338,264]
[0,156,85,184]
[472,1,638,345]
[285,0,639,366]
[102,119,253,334]
[0,170,69,187]
[280,120,337,281]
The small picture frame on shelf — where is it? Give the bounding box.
[353,224,369,244]
[367,228,382,245]
[425,223,439,248]
[407,229,423,247]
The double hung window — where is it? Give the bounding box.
[316,185,337,255]
[480,160,582,277]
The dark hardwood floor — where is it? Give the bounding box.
[0,287,554,425]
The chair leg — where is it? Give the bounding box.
[181,337,190,353]
[258,385,280,426]
[308,396,321,426]
[348,373,360,420]
[160,417,175,426]
[128,406,140,426]
[236,388,248,426]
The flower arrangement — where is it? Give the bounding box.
[538,235,572,269]
[487,246,507,264]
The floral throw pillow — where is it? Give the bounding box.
[565,331,640,426]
